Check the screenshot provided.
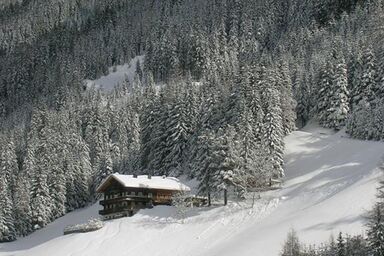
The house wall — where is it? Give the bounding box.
[99,179,180,219]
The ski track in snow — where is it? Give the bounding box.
[1,123,384,256]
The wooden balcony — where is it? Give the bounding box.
[100,195,151,206]
[99,207,132,216]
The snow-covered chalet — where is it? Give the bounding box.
[96,173,190,219]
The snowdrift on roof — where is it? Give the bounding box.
[96,173,191,192]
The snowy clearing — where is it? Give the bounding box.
[85,55,144,91]
[1,124,384,256]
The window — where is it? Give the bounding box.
[138,192,143,197]
[148,193,152,198]
[131,191,135,196]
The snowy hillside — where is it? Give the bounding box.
[1,124,384,256]
[85,55,144,91]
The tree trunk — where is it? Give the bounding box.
[224,189,227,206]
[208,192,211,206]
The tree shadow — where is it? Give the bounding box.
[0,203,102,253]
[301,215,363,232]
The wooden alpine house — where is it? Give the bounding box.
[96,173,190,220]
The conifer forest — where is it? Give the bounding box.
[1,0,384,249]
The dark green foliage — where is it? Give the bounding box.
[1,0,384,242]
[367,204,384,256]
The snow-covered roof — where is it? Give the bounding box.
[96,173,190,193]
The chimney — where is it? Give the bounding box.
[148,174,152,179]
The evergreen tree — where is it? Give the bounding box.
[13,172,32,236]
[211,127,242,203]
[237,107,267,192]
[262,86,285,180]
[337,232,346,256]
[316,60,334,127]
[367,204,384,256]
[277,61,297,135]
[359,46,377,106]
[163,84,192,176]
[376,46,384,100]
[140,82,158,172]
[0,176,16,242]
[281,229,302,256]
[328,58,350,130]
[135,59,143,82]
[0,135,18,200]
[193,129,216,206]
[295,74,310,129]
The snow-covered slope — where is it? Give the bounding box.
[2,125,384,256]
[85,55,144,91]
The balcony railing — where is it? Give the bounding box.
[100,195,151,205]
[99,207,132,215]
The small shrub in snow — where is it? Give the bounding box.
[63,218,104,235]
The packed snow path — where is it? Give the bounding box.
[1,124,384,256]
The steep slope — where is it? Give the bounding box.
[1,124,383,256]
[85,55,144,91]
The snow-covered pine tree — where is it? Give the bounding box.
[276,61,297,135]
[135,59,143,82]
[73,141,92,208]
[184,75,199,131]
[147,85,169,175]
[376,45,384,100]
[262,85,285,180]
[0,176,16,242]
[65,132,92,210]
[0,135,18,200]
[114,99,141,174]
[295,72,310,129]
[360,46,377,106]
[188,28,209,79]
[328,58,350,130]
[225,68,247,126]
[13,171,32,236]
[47,116,66,220]
[193,129,216,206]
[163,83,192,176]
[237,107,267,193]
[30,162,52,229]
[337,232,346,256]
[140,82,158,171]
[350,50,364,111]
[346,98,374,140]
[281,229,302,256]
[344,234,369,256]
[84,99,111,194]
[316,59,334,127]
[24,108,53,229]
[366,204,384,256]
[97,145,114,185]
[211,127,242,203]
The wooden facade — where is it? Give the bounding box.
[97,175,188,219]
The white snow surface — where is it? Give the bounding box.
[85,55,144,91]
[97,174,191,192]
[2,124,384,256]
